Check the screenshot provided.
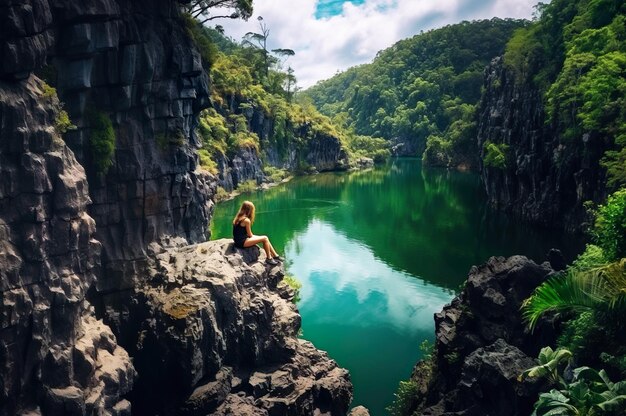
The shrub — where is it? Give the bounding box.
[41,83,57,100]
[236,179,257,193]
[264,166,289,183]
[198,149,218,174]
[282,274,302,303]
[40,82,76,135]
[387,381,419,416]
[181,13,218,68]
[215,186,230,202]
[521,348,626,415]
[593,189,626,261]
[483,141,509,169]
[88,110,115,174]
[156,130,186,151]
[55,110,76,135]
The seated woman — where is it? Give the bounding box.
[232,200,282,265]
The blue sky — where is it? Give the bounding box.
[219,0,541,88]
[315,0,367,18]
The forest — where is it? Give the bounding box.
[304,18,526,167]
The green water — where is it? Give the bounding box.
[211,158,582,415]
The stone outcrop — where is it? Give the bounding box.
[1,1,355,415]
[411,255,561,416]
[477,57,608,232]
[117,239,353,415]
[0,77,134,415]
[214,100,349,192]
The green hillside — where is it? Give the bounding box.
[304,18,526,167]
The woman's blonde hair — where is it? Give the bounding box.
[233,200,255,225]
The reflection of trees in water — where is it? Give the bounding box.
[211,159,583,290]
[331,159,484,288]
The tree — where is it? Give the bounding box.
[185,0,253,24]
[243,17,296,92]
[243,16,271,79]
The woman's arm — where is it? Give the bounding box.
[244,218,253,237]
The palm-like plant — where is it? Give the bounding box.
[522,259,626,330]
[529,365,626,415]
[519,346,573,386]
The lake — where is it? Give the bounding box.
[210,158,582,415]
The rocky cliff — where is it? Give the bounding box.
[123,239,352,415]
[0,0,353,414]
[477,57,608,232]
[0,75,135,416]
[408,254,564,415]
[214,99,349,192]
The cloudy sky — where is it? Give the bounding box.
[218,0,540,88]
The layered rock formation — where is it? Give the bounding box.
[477,57,608,232]
[0,77,134,415]
[1,0,354,414]
[214,101,349,192]
[120,239,353,415]
[410,255,562,415]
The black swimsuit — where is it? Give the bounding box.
[233,222,248,248]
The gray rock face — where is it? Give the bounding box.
[213,101,349,191]
[119,239,353,415]
[477,57,608,232]
[2,1,355,415]
[389,137,420,157]
[3,0,215,290]
[0,77,134,416]
[216,147,265,191]
[413,256,556,416]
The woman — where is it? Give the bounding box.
[233,200,282,265]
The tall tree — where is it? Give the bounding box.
[243,16,271,79]
[185,0,253,24]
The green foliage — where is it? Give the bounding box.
[215,186,230,202]
[305,18,526,164]
[263,166,289,182]
[282,274,302,303]
[198,149,218,174]
[181,12,218,68]
[482,141,509,169]
[419,339,434,361]
[39,82,76,136]
[88,110,115,174]
[522,349,626,416]
[387,381,419,416]
[593,189,626,261]
[503,25,543,82]
[520,346,573,386]
[54,110,76,135]
[346,135,390,163]
[41,83,57,100]
[503,0,626,188]
[522,259,626,330]
[236,179,257,193]
[156,129,186,151]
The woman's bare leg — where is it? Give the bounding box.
[267,240,278,257]
[244,235,273,258]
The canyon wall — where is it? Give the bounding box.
[477,57,608,232]
[0,0,353,414]
[214,98,349,192]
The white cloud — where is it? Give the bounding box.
[285,219,452,334]
[217,0,539,88]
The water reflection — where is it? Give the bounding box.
[289,220,452,334]
[210,158,583,415]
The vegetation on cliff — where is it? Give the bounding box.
[304,18,526,166]
[182,15,388,179]
[503,0,626,190]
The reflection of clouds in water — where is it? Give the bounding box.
[286,219,452,335]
